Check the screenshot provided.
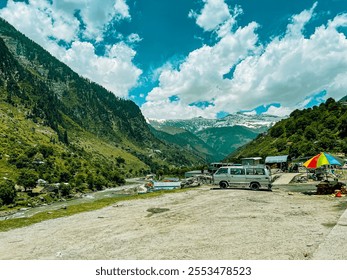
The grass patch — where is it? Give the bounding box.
[0,190,172,232]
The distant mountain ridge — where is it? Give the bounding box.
[149,126,225,162]
[148,113,284,161]
[148,112,283,134]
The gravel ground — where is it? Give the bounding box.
[0,184,346,260]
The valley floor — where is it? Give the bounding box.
[0,184,346,260]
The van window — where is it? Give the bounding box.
[230,168,244,175]
[215,168,228,174]
[255,168,265,175]
[246,168,265,175]
[246,168,253,175]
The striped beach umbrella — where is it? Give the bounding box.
[303,152,343,169]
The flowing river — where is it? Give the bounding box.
[0,179,145,221]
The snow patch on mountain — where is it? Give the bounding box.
[148,113,285,133]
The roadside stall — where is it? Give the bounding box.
[265,155,289,172]
[303,152,346,194]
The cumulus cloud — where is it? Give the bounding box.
[0,0,142,98]
[239,6,347,109]
[142,20,260,119]
[53,0,130,39]
[146,22,259,103]
[142,2,347,119]
[61,41,141,97]
[189,0,242,37]
[190,0,231,31]
[141,99,217,120]
[286,2,317,37]
[1,0,131,42]
[0,0,79,47]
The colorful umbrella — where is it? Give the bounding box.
[303,152,343,169]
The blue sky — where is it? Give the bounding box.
[1,0,347,119]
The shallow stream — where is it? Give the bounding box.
[0,181,143,221]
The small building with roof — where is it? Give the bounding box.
[241,157,262,166]
[265,155,289,171]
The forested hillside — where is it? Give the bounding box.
[0,18,203,207]
[227,98,347,162]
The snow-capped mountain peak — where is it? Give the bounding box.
[148,112,285,133]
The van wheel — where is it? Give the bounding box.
[250,182,260,191]
[219,181,228,189]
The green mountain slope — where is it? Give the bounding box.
[0,18,153,144]
[196,126,259,158]
[149,126,225,162]
[0,18,204,206]
[226,98,347,162]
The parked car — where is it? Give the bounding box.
[213,165,272,190]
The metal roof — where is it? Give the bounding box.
[265,155,289,163]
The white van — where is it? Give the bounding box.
[213,165,272,190]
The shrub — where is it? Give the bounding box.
[304,126,317,141]
[17,169,39,191]
[0,180,17,206]
[94,176,107,190]
[60,183,72,196]
[270,125,284,138]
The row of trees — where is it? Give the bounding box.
[229,98,347,161]
[0,141,127,206]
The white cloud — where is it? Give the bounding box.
[61,41,142,97]
[53,0,130,39]
[142,3,347,120]
[0,0,79,47]
[114,0,130,19]
[264,106,292,117]
[286,2,317,37]
[328,13,347,28]
[147,21,259,104]
[142,21,260,119]
[0,0,141,98]
[239,7,347,108]
[1,0,131,42]
[141,99,217,120]
[193,0,231,31]
[189,0,242,37]
[127,33,142,44]
[106,42,136,62]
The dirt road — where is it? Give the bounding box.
[0,185,346,260]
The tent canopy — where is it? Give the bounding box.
[265,155,289,164]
